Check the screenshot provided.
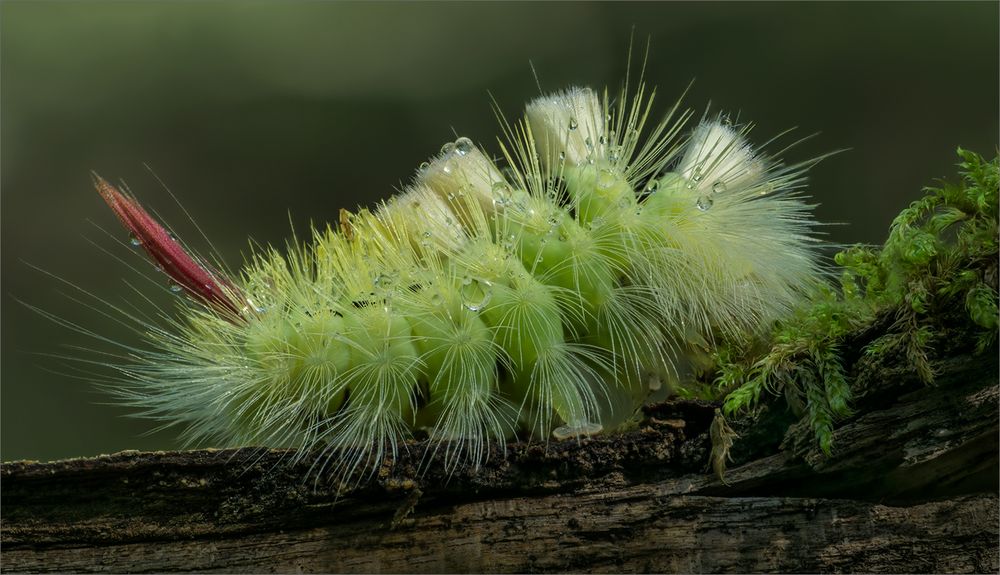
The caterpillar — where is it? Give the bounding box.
[91,80,825,480]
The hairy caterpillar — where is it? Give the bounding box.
[90,79,825,479]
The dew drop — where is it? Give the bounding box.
[645,179,659,193]
[440,142,456,155]
[461,278,493,312]
[558,151,566,161]
[169,283,183,293]
[454,137,473,156]
[597,168,616,189]
[712,181,727,194]
[696,195,714,211]
[598,135,607,146]
[584,137,593,150]
[129,233,141,247]
[692,164,704,182]
[569,117,578,130]
[492,182,511,207]
[419,161,430,171]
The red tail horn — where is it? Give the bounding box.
[93,174,243,318]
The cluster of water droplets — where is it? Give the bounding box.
[681,163,734,212]
[127,230,193,294]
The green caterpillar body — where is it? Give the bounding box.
[102,84,824,477]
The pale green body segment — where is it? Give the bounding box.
[133,86,825,475]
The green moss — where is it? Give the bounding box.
[713,149,999,458]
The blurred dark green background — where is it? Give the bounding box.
[2,2,997,462]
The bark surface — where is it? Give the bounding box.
[3,346,997,573]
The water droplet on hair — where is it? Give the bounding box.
[696,195,714,211]
[419,161,430,171]
[454,137,473,156]
[569,117,578,130]
[169,283,183,293]
[692,164,705,182]
[492,182,511,207]
[585,137,593,150]
[558,151,566,161]
[597,169,616,189]
[712,181,727,194]
[129,234,141,247]
[440,142,456,155]
[373,274,393,289]
[461,278,493,312]
[645,180,659,193]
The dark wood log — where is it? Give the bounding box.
[2,346,997,573]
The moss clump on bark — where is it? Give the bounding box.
[711,149,999,459]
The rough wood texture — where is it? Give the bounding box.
[3,347,997,573]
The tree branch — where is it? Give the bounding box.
[2,347,997,573]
